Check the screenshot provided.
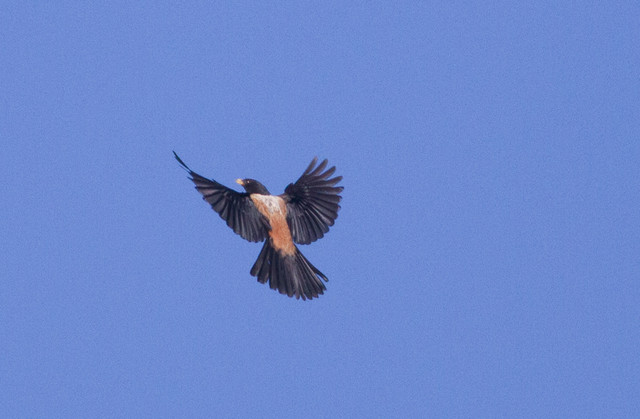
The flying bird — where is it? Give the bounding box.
[174,152,343,300]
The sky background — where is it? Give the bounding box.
[2,2,639,417]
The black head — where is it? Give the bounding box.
[236,178,270,195]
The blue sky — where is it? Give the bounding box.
[2,2,639,417]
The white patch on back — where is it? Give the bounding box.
[252,194,284,215]
[250,194,294,255]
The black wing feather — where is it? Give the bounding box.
[283,157,343,245]
[174,152,268,242]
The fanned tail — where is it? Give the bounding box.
[250,240,328,300]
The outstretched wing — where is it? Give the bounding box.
[174,152,268,242]
[282,157,343,245]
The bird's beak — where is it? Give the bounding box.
[236,179,244,186]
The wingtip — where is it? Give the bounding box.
[304,156,319,175]
[308,158,328,176]
[173,151,191,172]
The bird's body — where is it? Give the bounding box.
[249,194,295,255]
[174,152,343,300]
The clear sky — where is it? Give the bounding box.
[2,2,639,417]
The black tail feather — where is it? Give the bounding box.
[250,240,328,300]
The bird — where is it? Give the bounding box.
[174,151,343,300]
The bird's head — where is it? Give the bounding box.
[236,178,270,195]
